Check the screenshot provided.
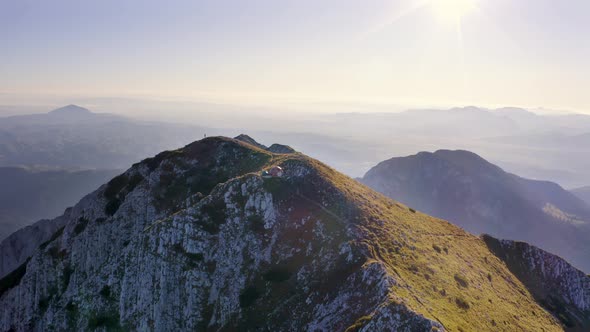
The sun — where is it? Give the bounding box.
[430,0,477,23]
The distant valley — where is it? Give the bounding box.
[0,166,119,240]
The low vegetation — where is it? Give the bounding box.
[344,315,373,332]
[454,273,469,288]
[263,267,291,282]
[74,217,89,235]
[432,244,442,253]
[87,310,123,331]
[239,286,260,308]
[0,258,30,297]
[455,296,471,310]
[103,172,145,216]
[39,226,65,250]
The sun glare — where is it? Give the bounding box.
[430,0,477,23]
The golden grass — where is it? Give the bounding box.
[283,152,563,332]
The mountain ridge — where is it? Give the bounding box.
[0,136,587,331]
[48,104,93,116]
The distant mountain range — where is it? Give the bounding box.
[323,106,590,187]
[0,105,215,170]
[2,104,590,188]
[360,149,590,273]
[1,136,588,331]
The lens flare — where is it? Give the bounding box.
[431,0,477,23]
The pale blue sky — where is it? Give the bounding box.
[1,0,589,112]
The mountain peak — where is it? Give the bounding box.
[234,134,296,154]
[48,104,92,115]
[433,149,489,163]
[234,134,268,150]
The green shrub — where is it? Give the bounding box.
[263,267,291,282]
[48,246,68,260]
[63,264,73,290]
[87,311,122,330]
[262,177,283,193]
[172,243,204,263]
[248,214,266,233]
[239,286,260,308]
[66,301,79,326]
[432,244,442,253]
[39,295,52,312]
[103,173,143,216]
[39,226,65,250]
[105,198,122,216]
[99,285,111,299]
[454,273,469,288]
[66,301,77,312]
[127,173,143,191]
[344,315,372,332]
[199,200,227,233]
[74,217,89,235]
[0,259,29,297]
[104,174,128,200]
[455,296,470,310]
[202,200,227,224]
[185,252,204,261]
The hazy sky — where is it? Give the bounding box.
[1,0,589,112]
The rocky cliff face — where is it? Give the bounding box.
[0,137,581,331]
[483,235,590,331]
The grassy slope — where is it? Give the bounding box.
[264,150,563,331]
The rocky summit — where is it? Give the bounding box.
[0,136,588,331]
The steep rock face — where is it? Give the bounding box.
[360,150,590,272]
[483,235,590,331]
[0,137,568,331]
[0,217,67,278]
